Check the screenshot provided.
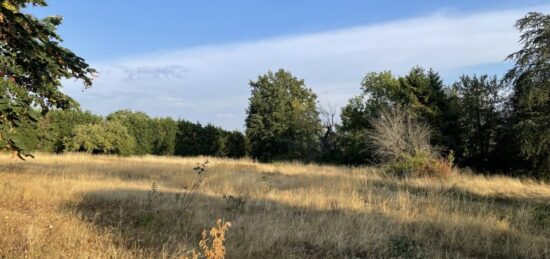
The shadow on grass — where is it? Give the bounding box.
[69,188,378,258]
[64,183,549,259]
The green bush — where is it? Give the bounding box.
[63,121,136,156]
[385,151,451,178]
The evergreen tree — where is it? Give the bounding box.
[505,12,550,176]
[201,124,223,156]
[399,67,450,146]
[452,75,504,169]
[220,130,247,158]
[175,120,203,156]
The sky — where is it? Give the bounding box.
[28,1,550,130]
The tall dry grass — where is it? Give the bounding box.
[0,152,549,258]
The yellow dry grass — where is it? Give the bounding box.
[0,153,549,258]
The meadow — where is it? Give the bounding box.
[1,153,549,258]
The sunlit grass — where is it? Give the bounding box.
[0,153,549,258]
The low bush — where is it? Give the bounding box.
[385,152,452,178]
[185,219,231,259]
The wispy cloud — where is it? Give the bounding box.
[217,113,235,118]
[114,65,189,81]
[62,5,550,130]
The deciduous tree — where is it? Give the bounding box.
[245,69,321,161]
[0,0,95,158]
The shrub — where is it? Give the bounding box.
[368,107,433,161]
[185,219,232,259]
[369,107,450,177]
[386,153,452,178]
[175,161,209,213]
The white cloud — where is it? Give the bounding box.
[116,65,189,81]
[217,113,235,118]
[62,5,550,130]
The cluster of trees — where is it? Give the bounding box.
[15,109,247,158]
[245,12,550,178]
[176,120,246,158]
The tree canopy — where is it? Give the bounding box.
[245,69,321,161]
[505,12,550,175]
[0,0,95,158]
[63,121,136,156]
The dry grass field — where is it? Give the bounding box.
[1,153,550,258]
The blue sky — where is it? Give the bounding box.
[28,1,550,130]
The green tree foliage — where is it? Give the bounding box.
[337,68,449,164]
[201,124,223,156]
[337,72,403,164]
[358,71,401,117]
[452,75,505,168]
[347,68,447,121]
[175,120,246,158]
[0,0,95,158]
[9,109,102,153]
[14,109,241,158]
[337,96,373,164]
[398,68,445,118]
[42,109,102,152]
[106,110,180,156]
[220,130,247,158]
[107,110,155,155]
[63,121,136,156]
[505,12,550,175]
[11,116,39,152]
[175,120,203,156]
[151,117,177,156]
[245,69,321,161]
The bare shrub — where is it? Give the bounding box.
[175,160,209,212]
[368,107,449,177]
[368,107,433,162]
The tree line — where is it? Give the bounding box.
[244,12,550,178]
[15,109,247,158]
